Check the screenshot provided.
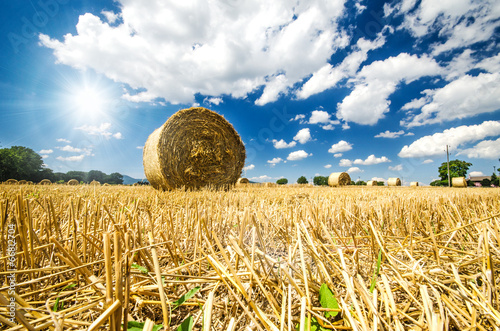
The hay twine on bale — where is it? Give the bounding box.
[39,179,51,185]
[388,177,402,186]
[67,179,79,186]
[143,107,246,191]
[328,172,351,187]
[5,179,18,185]
[366,180,376,186]
[452,176,467,187]
[410,181,419,187]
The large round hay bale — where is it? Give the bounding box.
[6,179,18,185]
[387,178,401,186]
[366,180,376,186]
[67,179,79,186]
[328,172,351,187]
[410,181,419,187]
[237,178,249,185]
[39,179,51,185]
[143,107,246,191]
[18,180,27,185]
[90,180,101,186]
[452,177,467,187]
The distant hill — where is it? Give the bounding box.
[122,175,142,185]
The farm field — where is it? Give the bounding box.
[1,184,499,330]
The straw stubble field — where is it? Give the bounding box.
[0,184,499,330]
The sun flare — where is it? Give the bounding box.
[73,87,105,115]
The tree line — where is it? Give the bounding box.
[0,146,123,184]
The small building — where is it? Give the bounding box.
[469,176,491,187]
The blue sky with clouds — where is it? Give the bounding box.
[1,0,499,184]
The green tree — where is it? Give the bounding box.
[438,159,472,181]
[491,172,499,186]
[377,181,385,186]
[356,180,367,185]
[36,168,55,182]
[0,146,44,181]
[313,176,328,186]
[86,170,106,183]
[480,178,491,187]
[297,176,308,184]
[104,172,124,185]
[276,178,288,185]
[66,171,86,183]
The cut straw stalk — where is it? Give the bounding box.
[148,232,170,329]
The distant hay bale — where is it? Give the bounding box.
[18,180,27,185]
[27,181,33,185]
[388,178,401,186]
[90,180,101,186]
[103,183,110,186]
[143,107,245,191]
[67,179,79,186]
[6,179,18,185]
[133,183,140,186]
[366,180,376,186]
[452,177,467,187]
[237,178,249,185]
[263,182,276,188]
[328,172,351,187]
[410,181,419,187]
[39,179,51,185]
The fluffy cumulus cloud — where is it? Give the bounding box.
[243,164,255,171]
[347,166,363,173]
[272,139,297,149]
[354,155,391,165]
[402,73,500,127]
[399,121,500,158]
[249,175,273,182]
[39,149,53,154]
[336,53,442,125]
[75,123,123,139]
[339,159,352,167]
[287,150,311,161]
[458,137,500,159]
[308,110,339,130]
[56,155,86,162]
[469,171,485,177]
[293,128,312,144]
[267,157,283,167]
[388,164,403,171]
[40,0,348,105]
[422,159,433,164]
[375,130,405,138]
[324,164,332,169]
[328,140,352,154]
[57,138,71,143]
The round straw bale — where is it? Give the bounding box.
[387,178,401,186]
[67,179,79,186]
[366,180,376,186]
[27,181,33,185]
[6,179,18,185]
[452,177,467,187]
[90,180,101,186]
[410,181,419,187]
[328,172,351,187]
[263,182,276,188]
[143,107,246,191]
[39,179,51,185]
[18,180,27,185]
[237,178,249,185]
[103,183,110,186]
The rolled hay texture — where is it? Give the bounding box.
[6,179,18,185]
[366,180,376,186]
[388,178,401,186]
[67,179,79,186]
[39,179,51,185]
[90,180,101,186]
[328,172,351,187]
[410,181,419,187]
[143,107,246,191]
[237,178,249,185]
[452,177,467,187]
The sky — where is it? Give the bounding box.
[1,0,499,185]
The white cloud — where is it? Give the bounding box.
[113,132,123,139]
[347,166,363,173]
[39,149,53,154]
[290,114,306,122]
[405,132,415,136]
[57,138,71,143]
[40,1,348,106]
[339,159,352,167]
[371,177,386,183]
[402,73,500,127]
[399,121,500,158]
[375,130,405,139]
[324,164,332,169]
[333,153,343,158]
[457,137,500,159]
[287,150,311,161]
[204,97,223,105]
[136,146,144,149]
[328,140,352,154]
[388,164,403,171]
[309,110,331,124]
[267,157,283,167]
[293,128,312,144]
[321,124,335,131]
[41,155,49,159]
[272,139,297,149]
[469,171,485,177]
[249,175,273,182]
[422,159,433,164]
[354,155,391,165]
[101,10,120,24]
[243,164,255,171]
[337,53,442,125]
[56,154,86,162]
[75,122,122,139]
[57,145,82,153]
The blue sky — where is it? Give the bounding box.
[1,0,499,184]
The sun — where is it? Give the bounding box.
[73,87,105,115]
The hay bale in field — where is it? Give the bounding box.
[452,177,467,187]
[132,183,140,186]
[39,179,51,185]
[18,180,27,185]
[27,181,33,185]
[90,180,101,186]
[263,182,276,188]
[366,180,376,186]
[328,172,351,187]
[237,178,249,185]
[5,179,18,185]
[67,179,79,186]
[410,181,419,187]
[103,183,110,186]
[143,107,245,191]
[388,178,401,186]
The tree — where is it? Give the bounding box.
[377,181,385,186]
[356,180,367,185]
[480,178,491,187]
[313,176,328,186]
[430,179,448,186]
[276,178,288,185]
[438,159,472,181]
[105,172,124,185]
[66,171,86,183]
[86,170,106,183]
[0,146,44,181]
[297,176,308,184]
[492,172,499,186]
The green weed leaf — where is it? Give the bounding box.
[172,286,200,310]
[177,315,193,331]
[319,283,339,318]
[131,263,149,274]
